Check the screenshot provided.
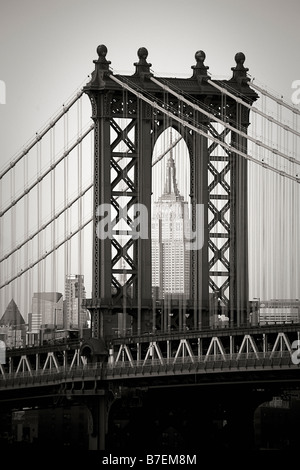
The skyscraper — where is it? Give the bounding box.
[64,274,89,330]
[30,292,63,333]
[0,299,26,348]
[152,149,190,300]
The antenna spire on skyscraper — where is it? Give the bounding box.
[162,129,182,199]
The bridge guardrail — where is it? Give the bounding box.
[0,351,297,389]
[107,351,293,368]
[107,321,300,344]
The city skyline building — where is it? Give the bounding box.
[64,274,89,331]
[0,299,26,348]
[0,299,25,328]
[151,148,191,300]
[30,292,64,333]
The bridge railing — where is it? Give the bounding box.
[105,351,296,379]
[108,350,293,368]
[0,362,105,389]
[107,321,300,344]
[0,351,297,390]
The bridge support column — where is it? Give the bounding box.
[222,389,272,449]
[223,403,256,449]
[89,393,109,451]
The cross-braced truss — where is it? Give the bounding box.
[207,124,231,306]
[110,116,138,303]
[110,327,297,368]
[85,46,257,338]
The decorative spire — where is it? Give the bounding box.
[93,45,111,70]
[88,44,112,87]
[163,154,180,196]
[134,47,153,79]
[191,50,209,85]
[230,52,250,86]
[161,131,182,200]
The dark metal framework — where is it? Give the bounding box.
[84,45,258,342]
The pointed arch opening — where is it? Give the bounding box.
[151,126,192,332]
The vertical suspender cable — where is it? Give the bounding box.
[249,108,258,305]
[90,125,94,316]
[77,95,83,336]
[24,150,29,331]
[293,112,299,299]
[282,103,290,299]
[296,112,300,301]
[261,94,267,301]
[50,125,57,322]
[288,108,297,300]
[10,163,16,325]
[185,122,190,328]
[36,139,42,334]
[0,163,4,316]
[277,101,283,300]
[137,94,142,335]
[192,109,198,329]
[151,98,157,332]
[64,107,69,327]
[41,138,46,332]
[122,88,127,337]
[237,101,243,325]
[27,152,33,337]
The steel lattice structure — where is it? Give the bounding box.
[83,45,258,344]
[2,44,300,452]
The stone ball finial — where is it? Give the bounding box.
[97,44,108,58]
[137,47,149,61]
[235,52,246,66]
[93,44,111,73]
[134,47,152,78]
[231,51,249,84]
[192,50,209,79]
[195,50,206,64]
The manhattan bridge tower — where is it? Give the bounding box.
[82,45,258,352]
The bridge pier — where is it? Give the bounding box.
[220,390,272,450]
[88,388,121,451]
[88,395,107,450]
[104,385,272,451]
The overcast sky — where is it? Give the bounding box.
[1,0,300,311]
[1,0,300,168]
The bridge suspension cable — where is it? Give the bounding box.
[150,76,300,168]
[0,215,93,290]
[0,182,93,264]
[207,79,300,139]
[1,65,299,323]
[0,79,94,321]
[110,74,300,184]
[0,123,94,217]
[250,81,300,116]
[0,86,88,181]
[152,135,183,166]
[0,100,180,283]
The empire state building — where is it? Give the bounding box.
[152,151,190,300]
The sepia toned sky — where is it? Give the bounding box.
[0,0,300,169]
[0,0,300,310]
